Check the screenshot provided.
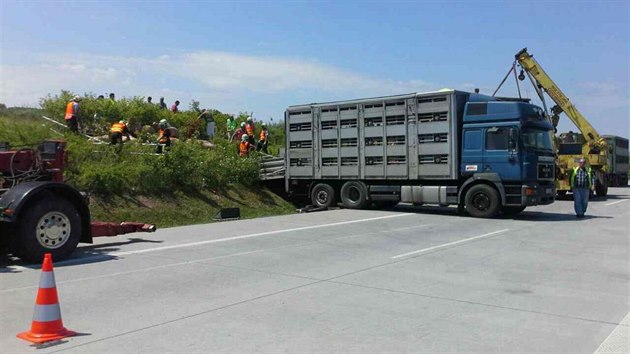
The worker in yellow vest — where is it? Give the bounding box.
[110,120,135,146]
[64,96,80,132]
[569,158,593,218]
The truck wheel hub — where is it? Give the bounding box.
[316,191,328,203]
[36,212,71,249]
[472,193,490,210]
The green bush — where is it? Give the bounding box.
[3,92,281,198]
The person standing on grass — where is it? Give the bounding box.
[64,96,80,132]
[226,115,237,140]
[197,109,215,140]
[257,122,269,154]
[171,100,180,113]
[245,116,255,145]
[159,97,167,110]
[570,158,593,218]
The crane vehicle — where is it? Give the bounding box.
[0,140,156,263]
[277,89,555,218]
[514,48,609,196]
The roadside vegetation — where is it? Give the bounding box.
[0,94,294,227]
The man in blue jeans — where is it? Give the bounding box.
[570,158,592,218]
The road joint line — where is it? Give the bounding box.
[391,228,510,259]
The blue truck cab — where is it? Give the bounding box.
[460,95,556,211]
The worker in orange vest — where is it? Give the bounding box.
[239,134,252,158]
[110,120,135,146]
[156,119,172,153]
[256,122,269,153]
[64,96,80,132]
[245,116,255,145]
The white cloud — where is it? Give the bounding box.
[0,51,434,108]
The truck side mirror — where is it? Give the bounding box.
[509,128,518,151]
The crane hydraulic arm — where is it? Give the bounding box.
[514,48,608,155]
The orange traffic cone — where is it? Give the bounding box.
[17,253,76,344]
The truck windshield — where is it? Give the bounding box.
[522,128,554,151]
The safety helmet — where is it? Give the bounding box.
[119,120,126,125]
[247,116,253,121]
[242,134,248,142]
[240,122,246,127]
[261,122,267,127]
[73,96,80,101]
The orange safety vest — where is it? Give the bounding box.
[239,142,250,157]
[245,123,254,136]
[259,129,267,141]
[111,122,125,134]
[65,102,76,120]
[158,128,167,143]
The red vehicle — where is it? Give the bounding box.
[0,140,155,263]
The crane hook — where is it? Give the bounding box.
[518,69,526,81]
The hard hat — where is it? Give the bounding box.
[73,96,80,101]
[261,122,267,127]
[240,122,246,127]
[247,116,253,121]
[159,119,168,125]
[242,134,248,142]
[119,120,126,125]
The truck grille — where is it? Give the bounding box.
[538,163,554,180]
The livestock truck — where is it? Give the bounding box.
[283,89,556,217]
[603,135,629,187]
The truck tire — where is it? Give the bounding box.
[465,184,500,218]
[310,183,336,208]
[340,181,369,209]
[502,205,526,216]
[595,181,608,197]
[15,195,82,263]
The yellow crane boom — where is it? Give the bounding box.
[514,48,609,195]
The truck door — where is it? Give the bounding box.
[461,128,483,176]
[483,126,520,181]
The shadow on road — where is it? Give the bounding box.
[0,238,163,271]
[509,211,613,221]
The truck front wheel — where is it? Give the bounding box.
[465,184,500,218]
[595,181,608,197]
[15,195,82,263]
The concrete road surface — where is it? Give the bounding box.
[1,187,628,353]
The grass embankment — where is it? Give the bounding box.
[0,103,294,228]
[89,188,294,228]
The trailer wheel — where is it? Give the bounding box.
[15,195,82,263]
[340,181,369,209]
[310,183,336,208]
[465,184,500,218]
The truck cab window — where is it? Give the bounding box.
[486,127,509,150]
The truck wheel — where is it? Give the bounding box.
[595,181,608,197]
[340,181,369,209]
[502,205,526,216]
[15,195,82,263]
[310,183,335,208]
[465,184,500,218]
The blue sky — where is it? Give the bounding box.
[1,1,628,137]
